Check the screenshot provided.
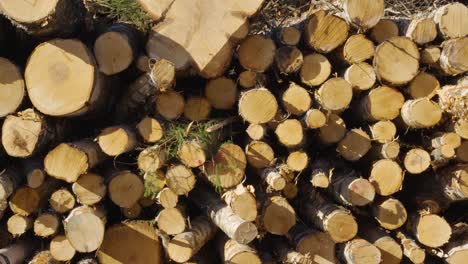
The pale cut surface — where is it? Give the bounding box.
[371,121,396,143]
[65,209,105,253]
[109,171,144,208]
[94,31,133,75]
[0,0,59,23]
[245,141,275,168]
[136,117,163,143]
[343,0,384,30]
[346,178,376,206]
[414,214,451,248]
[246,123,265,140]
[229,191,257,222]
[98,126,136,156]
[370,19,399,44]
[25,39,95,116]
[404,148,431,174]
[158,187,178,208]
[372,237,402,264]
[319,114,347,144]
[262,196,296,235]
[239,88,278,124]
[326,211,358,242]
[50,189,75,213]
[44,143,88,183]
[316,78,353,112]
[155,90,185,120]
[287,151,308,171]
[238,35,276,72]
[1,109,42,157]
[373,198,407,230]
[447,245,468,264]
[205,143,246,188]
[281,27,301,46]
[34,213,59,237]
[0,58,24,117]
[157,208,186,235]
[166,165,196,195]
[205,77,237,110]
[50,235,76,261]
[454,120,468,139]
[369,159,403,196]
[440,37,468,75]
[305,10,349,53]
[408,72,440,99]
[401,99,442,128]
[374,37,419,85]
[406,18,437,45]
[337,129,371,161]
[275,119,303,148]
[364,86,405,121]
[138,147,166,173]
[300,53,331,86]
[73,173,106,205]
[184,97,211,121]
[421,46,441,64]
[343,238,381,264]
[296,231,336,264]
[282,83,311,115]
[178,141,206,168]
[342,34,375,64]
[7,214,31,236]
[344,62,376,91]
[435,3,468,39]
[305,109,327,129]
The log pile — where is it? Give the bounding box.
[0,0,467,263]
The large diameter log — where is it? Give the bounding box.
[434,3,468,39]
[0,0,80,36]
[401,99,442,129]
[108,170,144,208]
[371,197,407,230]
[287,224,336,264]
[25,39,108,117]
[439,37,468,76]
[97,125,137,156]
[337,129,372,161]
[305,10,349,53]
[72,173,106,206]
[359,86,405,121]
[189,185,258,244]
[9,179,59,216]
[45,140,107,183]
[0,58,24,118]
[0,168,22,201]
[436,163,468,201]
[338,238,381,264]
[34,212,60,238]
[98,221,162,264]
[238,35,276,72]
[369,159,404,196]
[218,236,261,264]
[205,77,238,110]
[49,188,75,213]
[167,216,218,263]
[409,213,452,248]
[373,37,419,86]
[359,225,402,264]
[300,53,331,87]
[343,0,384,30]
[261,196,296,235]
[406,18,437,45]
[222,185,257,222]
[344,62,376,92]
[64,206,106,253]
[50,235,76,261]
[370,19,399,44]
[239,88,278,124]
[315,78,353,113]
[0,239,37,264]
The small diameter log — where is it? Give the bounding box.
[275,119,304,148]
[65,206,106,253]
[434,3,468,39]
[439,37,468,76]
[246,124,266,140]
[156,207,187,235]
[404,148,431,174]
[269,236,313,264]
[23,160,46,189]
[222,185,257,222]
[260,196,296,235]
[453,119,468,140]
[72,173,106,206]
[283,182,298,199]
[337,129,372,161]
[178,140,207,168]
[0,58,24,118]
[136,116,164,143]
[238,70,265,89]
[359,225,402,264]
[239,88,278,124]
[108,170,144,208]
[370,19,399,44]
[50,235,76,261]
[34,213,60,238]
[305,10,349,53]
[343,0,384,30]
[409,213,452,248]
[373,37,419,86]
[97,221,162,264]
[150,59,176,92]
[238,35,276,72]
[97,125,137,156]
[245,141,275,169]
[137,146,166,173]
[304,109,327,129]
[371,197,407,230]
[431,132,462,149]
[407,72,440,99]
[344,62,376,92]
[49,188,75,213]
[25,39,108,117]
[318,113,347,144]
[275,46,303,75]
[436,163,468,201]
[218,236,261,264]
[287,151,308,172]
[371,121,397,143]
[189,185,258,244]
[431,145,456,169]
[330,168,375,206]
[155,90,185,120]
[279,27,301,46]
[0,168,22,201]
[167,216,217,263]
[300,189,358,242]
[340,34,375,64]
[9,179,59,216]
[121,203,142,219]
[287,224,336,264]
[310,159,332,188]
[45,140,107,183]
[281,82,311,116]
[205,143,247,189]
[421,46,441,65]
[338,238,381,264]
[369,159,404,196]
[315,77,353,113]
[205,77,238,110]
[401,99,442,129]
[370,141,401,160]
[157,187,178,208]
[94,24,139,75]
[300,53,331,87]
[359,86,405,121]
[405,18,437,45]
[7,214,32,237]
[166,164,196,195]
[0,239,37,264]
[184,97,211,121]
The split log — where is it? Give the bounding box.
[25,39,108,117]
[370,19,399,44]
[318,113,347,144]
[97,125,137,156]
[157,187,178,208]
[269,235,313,264]
[205,77,238,110]
[434,3,468,39]
[370,121,397,143]
[9,179,59,216]
[150,59,176,92]
[330,167,375,206]
[7,214,32,237]
[0,0,81,36]
[404,148,431,174]
[238,35,276,72]
[155,90,185,120]
[94,24,140,75]
[23,160,46,189]
[246,124,266,140]
[421,46,441,65]
[137,146,166,173]
[408,213,452,248]
[204,143,247,189]
[121,203,142,219]
[156,207,187,235]
[33,212,59,238]
[359,224,403,264]
[189,184,258,244]
[305,10,349,53]
[286,151,308,172]
[401,99,442,129]
[72,173,106,206]
[64,206,106,253]
[275,119,304,148]
[44,140,107,183]
[281,82,311,116]
[373,37,420,86]
[166,164,196,195]
[303,109,327,129]
[0,58,24,118]
[407,72,440,99]
[108,170,144,208]
[167,216,217,263]
[222,184,257,222]
[339,34,375,64]
[337,129,372,161]
[260,195,296,235]
[0,168,22,202]
[439,37,468,76]
[178,140,207,168]
[371,197,407,230]
[136,116,164,143]
[315,77,353,113]
[287,224,336,264]
[344,62,376,91]
[97,221,162,264]
[275,46,303,75]
[359,85,405,121]
[343,0,384,30]
[218,236,261,264]
[310,159,332,188]
[337,238,381,264]
[436,163,468,201]
[300,53,331,87]
[369,159,404,196]
[406,18,437,45]
[49,188,75,213]
[0,239,37,264]
[239,88,278,124]
[279,27,301,46]
[245,141,275,169]
[50,235,76,261]
[184,97,212,121]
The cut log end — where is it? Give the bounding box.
[404,148,431,174]
[109,171,144,208]
[361,85,405,121]
[319,114,347,144]
[282,83,311,116]
[166,165,196,195]
[205,77,238,110]
[205,143,246,189]
[316,78,353,113]
[136,117,163,143]
[246,141,275,169]
[45,142,94,183]
[65,206,106,253]
[421,46,441,65]
[50,188,76,213]
[305,10,349,53]
[413,214,452,248]
[401,99,442,129]
[98,126,136,156]
[346,178,376,206]
[370,19,399,44]
[27,168,46,189]
[156,207,186,235]
[275,46,303,75]
[50,235,76,261]
[34,213,59,238]
[239,88,278,124]
[343,0,384,30]
[326,210,358,243]
[406,18,437,45]
[178,141,207,168]
[344,62,376,91]
[337,129,371,161]
[275,119,304,148]
[341,34,375,64]
[341,238,381,264]
[280,27,301,46]
[304,109,327,129]
[0,60,24,117]
[440,37,468,76]
[246,123,266,140]
[408,72,440,99]
[150,59,176,91]
[238,35,276,72]
[369,159,404,196]
[184,97,211,121]
[287,151,308,172]
[300,53,331,87]
[7,214,32,237]
[372,198,407,230]
[94,30,135,75]
[138,146,167,173]
[9,187,40,216]
[371,121,396,143]
[435,3,468,39]
[72,173,106,206]
[155,90,185,120]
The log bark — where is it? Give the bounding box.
[72,173,106,206]
[108,170,144,208]
[434,3,468,39]
[0,168,22,202]
[435,163,468,201]
[64,206,106,253]
[305,10,349,53]
[117,74,155,120]
[438,84,467,121]
[33,212,60,238]
[0,58,24,118]
[269,235,313,264]
[371,197,407,230]
[239,88,278,124]
[442,223,468,264]
[50,235,76,261]
[97,125,137,156]
[205,77,238,110]
[343,0,384,30]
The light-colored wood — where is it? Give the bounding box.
[341,34,375,64]
[157,187,178,208]
[205,143,246,189]
[155,90,185,120]
[280,27,301,46]
[401,99,442,128]
[0,169,22,201]
[65,206,106,253]
[34,213,59,238]
[310,159,332,189]
[315,77,353,112]
[178,140,207,168]
[319,113,347,144]
[166,164,196,195]
[238,70,261,89]
[406,18,437,45]
[359,225,402,264]
[97,221,162,264]
[270,235,313,264]
[261,168,287,191]
[28,250,59,264]
[72,173,106,206]
[97,125,137,156]
[245,141,275,169]
[288,224,336,264]
[222,184,257,222]
[360,85,405,121]
[436,163,468,201]
[439,37,468,76]
[304,109,327,129]
[300,53,331,87]
[370,141,401,160]
[431,132,462,149]
[337,129,372,161]
[239,35,276,72]
[275,119,304,148]
[410,213,452,248]
[150,59,175,92]
[49,189,75,213]
[184,97,211,121]
[431,145,456,169]
[138,146,166,173]
[373,37,419,85]
[219,237,261,264]
[246,123,266,140]
[407,72,440,99]
[453,119,468,140]
[45,140,106,183]
[275,46,303,75]
[136,116,164,143]
[108,171,144,208]
[344,62,376,91]
[372,197,407,230]
[343,0,384,30]
[421,46,441,65]
[136,0,172,20]
[371,121,396,143]
[434,3,468,39]
[331,168,375,206]
[287,151,308,172]
[167,216,217,263]
[239,88,278,124]
[50,235,76,261]
[7,214,32,237]
[282,82,311,116]
[438,84,467,121]
[369,159,404,196]
[456,140,468,162]
[370,19,399,44]
[156,207,186,235]
[0,57,24,118]
[205,77,238,110]
[305,10,349,53]
[121,203,141,219]
[404,148,431,174]
[9,179,59,216]
[338,238,381,264]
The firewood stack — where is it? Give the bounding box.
[0,0,467,263]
